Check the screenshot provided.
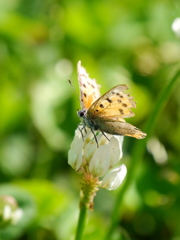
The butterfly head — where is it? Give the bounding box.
[77,109,87,119]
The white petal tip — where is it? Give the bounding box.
[101,164,127,190]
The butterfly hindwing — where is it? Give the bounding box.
[78,61,101,110]
[93,119,147,139]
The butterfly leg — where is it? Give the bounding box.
[78,125,85,140]
[80,124,88,135]
[99,128,110,141]
[84,127,87,135]
[90,128,99,148]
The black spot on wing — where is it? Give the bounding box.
[119,109,124,114]
[100,104,104,108]
[84,93,87,97]
[106,98,112,103]
[122,103,127,107]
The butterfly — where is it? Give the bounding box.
[77,61,147,144]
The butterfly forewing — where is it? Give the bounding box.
[78,61,101,110]
[88,85,136,120]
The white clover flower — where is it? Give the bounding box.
[0,195,23,226]
[68,128,126,191]
[171,17,180,37]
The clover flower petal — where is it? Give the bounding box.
[68,134,84,171]
[101,164,127,190]
[84,138,97,163]
[11,208,24,224]
[109,136,124,168]
[89,144,110,177]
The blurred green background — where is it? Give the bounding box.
[0,0,180,239]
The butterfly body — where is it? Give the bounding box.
[77,61,146,140]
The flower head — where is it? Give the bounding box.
[68,128,126,189]
[68,128,126,209]
[0,195,23,227]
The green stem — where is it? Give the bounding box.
[75,204,87,240]
[75,174,99,240]
[105,69,180,240]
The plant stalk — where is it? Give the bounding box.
[75,203,87,240]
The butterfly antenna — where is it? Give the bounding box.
[68,79,81,102]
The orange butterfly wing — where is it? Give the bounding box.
[88,85,136,120]
[78,61,100,110]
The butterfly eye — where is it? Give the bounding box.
[78,109,87,118]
